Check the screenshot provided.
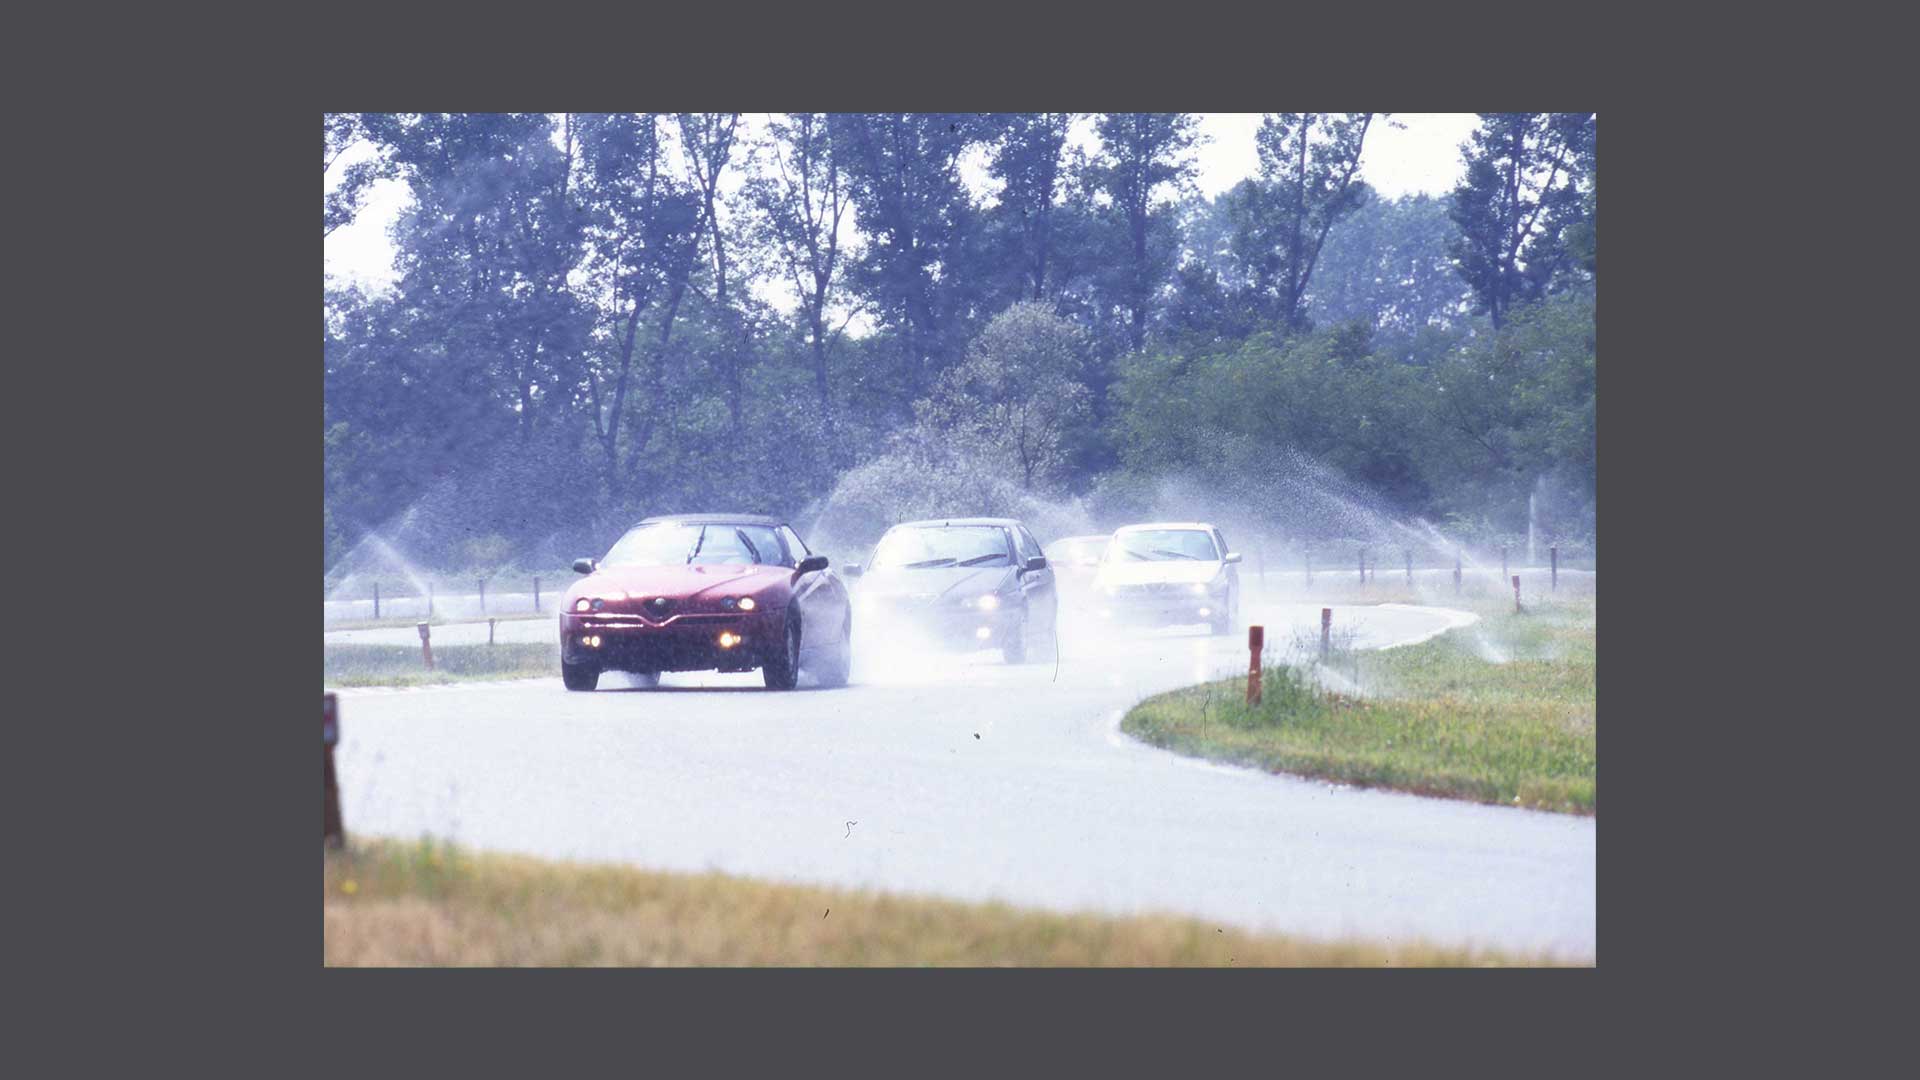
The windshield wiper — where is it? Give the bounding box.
[902,558,957,569]
[1151,548,1201,560]
[956,553,1008,566]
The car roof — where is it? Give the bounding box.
[633,513,788,528]
[889,517,1026,529]
[1113,521,1219,533]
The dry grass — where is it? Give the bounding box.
[324,838,1566,967]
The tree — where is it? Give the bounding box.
[1448,113,1596,327]
[572,113,708,499]
[747,113,855,429]
[361,113,588,450]
[677,113,748,433]
[1085,113,1200,351]
[1306,190,1472,339]
[834,113,997,393]
[324,113,393,237]
[1245,113,1375,331]
[988,113,1080,300]
[916,303,1093,491]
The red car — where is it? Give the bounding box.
[560,514,853,691]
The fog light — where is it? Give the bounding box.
[718,631,741,649]
[975,626,992,640]
[737,597,757,611]
[1197,607,1212,618]
[584,635,602,647]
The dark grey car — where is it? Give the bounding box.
[846,517,1058,663]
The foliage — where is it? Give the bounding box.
[325,113,1597,574]
[1449,113,1596,327]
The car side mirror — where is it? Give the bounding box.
[1224,552,1243,564]
[797,555,829,574]
[843,564,864,579]
[572,558,597,575]
[1024,555,1047,572]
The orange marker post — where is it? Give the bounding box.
[1247,625,1265,706]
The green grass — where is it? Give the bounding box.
[1123,595,1596,814]
[324,642,555,688]
[324,838,1567,966]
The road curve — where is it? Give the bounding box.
[328,593,1595,960]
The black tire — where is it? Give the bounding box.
[809,618,852,688]
[631,670,661,689]
[562,660,600,691]
[763,614,801,690]
[1033,602,1060,662]
[1209,589,1236,636]
[1002,617,1028,664]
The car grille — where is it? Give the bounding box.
[1114,582,1193,596]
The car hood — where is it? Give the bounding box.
[568,563,791,606]
[1094,560,1225,587]
[856,565,1013,603]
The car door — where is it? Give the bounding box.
[1014,524,1057,636]
[780,524,848,645]
[1213,527,1239,600]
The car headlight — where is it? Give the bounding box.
[1190,583,1208,595]
[573,598,591,613]
[972,594,1001,611]
[737,596,756,611]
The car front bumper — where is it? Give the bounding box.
[560,609,776,671]
[1093,587,1226,626]
[854,599,1021,652]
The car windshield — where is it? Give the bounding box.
[1047,537,1109,566]
[602,523,792,568]
[1108,529,1220,562]
[869,525,1013,570]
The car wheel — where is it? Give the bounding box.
[1210,590,1234,636]
[1002,617,1028,664]
[562,660,600,691]
[809,618,852,688]
[631,670,661,689]
[763,615,801,690]
[1033,602,1060,662]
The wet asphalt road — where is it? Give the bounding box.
[326,593,1596,960]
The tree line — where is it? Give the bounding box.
[324,112,1596,572]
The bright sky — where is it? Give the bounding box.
[325,113,1479,294]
